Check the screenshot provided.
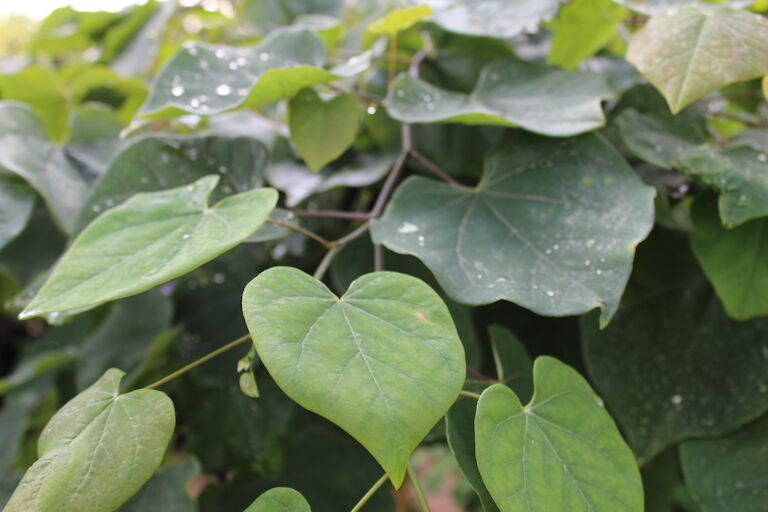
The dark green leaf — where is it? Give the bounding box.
[425,0,559,38]
[242,267,466,486]
[488,325,532,402]
[372,132,655,326]
[4,369,175,512]
[0,177,35,252]
[385,59,613,137]
[582,228,768,462]
[20,176,277,319]
[119,459,200,512]
[244,487,311,512]
[474,357,643,512]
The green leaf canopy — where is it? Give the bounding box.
[20,175,277,319]
[242,267,466,487]
[627,6,768,113]
[474,357,643,512]
[372,132,655,325]
[3,369,175,512]
[385,59,613,137]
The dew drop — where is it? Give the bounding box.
[215,49,225,58]
[218,165,228,174]
[92,204,102,212]
[596,269,603,275]
[182,233,191,240]
[671,394,683,405]
[546,290,555,297]
[171,85,185,96]
[190,98,201,108]
[213,272,226,284]
[228,61,238,70]
[259,52,270,61]
[425,103,435,111]
[397,222,419,233]
[236,57,247,66]
[216,84,232,96]
[759,153,767,162]
[367,105,377,115]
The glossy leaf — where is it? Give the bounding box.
[474,357,643,512]
[240,0,343,33]
[4,369,175,512]
[368,4,432,35]
[548,0,625,71]
[680,413,768,512]
[385,59,613,137]
[242,267,466,486]
[627,7,768,113]
[678,146,768,228]
[244,487,311,512]
[265,154,394,207]
[105,0,175,77]
[0,102,122,233]
[142,27,350,119]
[611,0,752,15]
[75,133,269,231]
[425,0,559,38]
[0,177,35,252]
[691,196,768,320]
[582,229,768,462]
[372,132,655,326]
[288,88,360,171]
[20,176,277,319]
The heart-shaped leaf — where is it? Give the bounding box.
[372,131,655,325]
[244,487,311,512]
[385,59,613,137]
[0,102,122,233]
[242,267,466,486]
[627,6,768,113]
[3,368,175,512]
[20,175,277,319]
[424,0,559,38]
[288,88,360,171]
[475,357,643,512]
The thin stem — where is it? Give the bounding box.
[467,366,498,384]
[314,245,341,281]
[407,465,432,512]
[294,209,370,221]
[460,390,482,400]
[374,244,384,271]
[370,125,412,218]
[351,473,389,512]
[328,83,384,105]
[334,220,372,246]
[490,339,504,383]
[410,150,461,186]
[409,31,433,78]
[265,219,332,248]
[145,334,251,390]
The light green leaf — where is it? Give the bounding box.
[475,357,643,512]
[0,102,122,234]
[65,65,148,125]
[244,487,311,512]
[0,67,68,142]
[678,146,768,228]
[30,7,121,56]
[0,177,36,252]
[4,368,175,512]
[611,0,751,15]
[371,132,655,326]
[691,196,768,320]
[20,175,277,319]
[265,154,394,207]
[119,459,200,512]
[548,0,626,71]
[425,0,559,38]
[368,4,432,35]
[242,267,466,486]
[75,133,269,232]
[581,229,768,462]
[488,325,532,401]
[288,88,360,171]
[385,59,613,137]
[680,413,768,512]
[142,27,347,119]
[626,6,768,113]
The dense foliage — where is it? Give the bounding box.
[1,0,768,511]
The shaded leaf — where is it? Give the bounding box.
[20,176,277,319]
[425,0,559,38]
[680,413,768,512]
[0,67,68,142]
[474,357,643,512]
[385,59,613,137]
[0,102,122,233]
[119,459,200,512]
[611,0,751,15]
[142,27,352,119]
[4,369,175,512]
[488,325,532,402]
[627,6,768,113]
[0,177,35,252]
[581,228,768,462]
[372,132,655,326]
[288,88,360,171]
[241,0,343,33]
[244,487,311,512]
[242,267,466,486]
[76,133,269,232]
[691,196,768,320]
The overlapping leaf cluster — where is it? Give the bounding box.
[1,1,768,511]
